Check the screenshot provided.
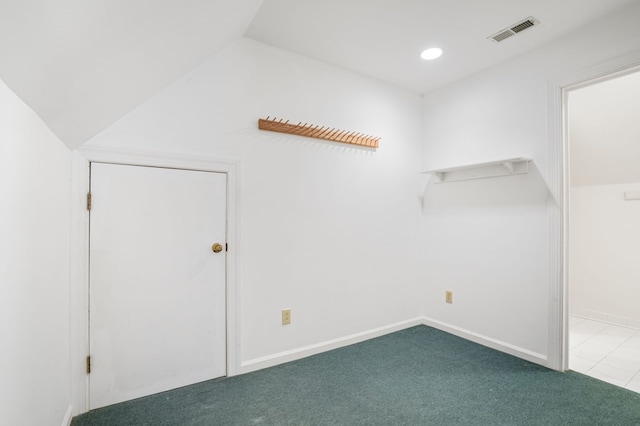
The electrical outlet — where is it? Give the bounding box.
[445,291,453,304]
[282,309,291,325]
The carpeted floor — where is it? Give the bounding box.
[71,326,640,425]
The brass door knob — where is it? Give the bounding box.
[211,243,223,253]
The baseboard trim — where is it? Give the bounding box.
[241,316,547,375]
[421,316,547,367]
[61,404,73,426]
[240,318,424,373]
[570,309,640,331]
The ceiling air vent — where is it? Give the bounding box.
[489,16,540,43]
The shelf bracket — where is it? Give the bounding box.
[502,161,515,174]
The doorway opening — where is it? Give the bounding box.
[565,67,640,392]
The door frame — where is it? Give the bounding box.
[547,51,640,371]
[69,146,240,415]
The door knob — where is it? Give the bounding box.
[211,243,223,253]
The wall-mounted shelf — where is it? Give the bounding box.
[422,157,532,183]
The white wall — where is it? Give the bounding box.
[0,80,72,425]
[83,37,425,369]
[569,70,640,187]
[421,2,640,359]
[570,183,640,328]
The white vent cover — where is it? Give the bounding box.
[489,16,540,43]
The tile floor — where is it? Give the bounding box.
[569,315,640,393]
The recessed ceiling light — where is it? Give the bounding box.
[420,47,443,61]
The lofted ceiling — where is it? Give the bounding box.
[569,70,640,187]
[0,0,263,148]
[0,0,637,148]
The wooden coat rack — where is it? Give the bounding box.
[258,117,380,148]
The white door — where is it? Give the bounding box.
[89,163,227,409]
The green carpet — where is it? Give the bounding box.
[71,326,640,425]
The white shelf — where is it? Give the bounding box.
[422,157,532,183]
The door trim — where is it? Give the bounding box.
[70,146,240,415]
[547,51,640,372]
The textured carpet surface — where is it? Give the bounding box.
[72,326,640,425]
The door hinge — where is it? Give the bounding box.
[226,243,228,252]
[86,355,92,374]
[86,192,92,211]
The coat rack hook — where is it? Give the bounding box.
[258,117,380,149]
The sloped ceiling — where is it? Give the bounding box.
[0,0,263,148]
[0,0,637,149]
[570,70,640,187]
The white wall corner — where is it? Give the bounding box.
[240,318,424,374]
[421,317,548,367]
[241,317,548,375]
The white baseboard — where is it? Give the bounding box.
[61,404,73,426]
[570,309,640,330]
[241,316,547,375]
[240,318,424,373]
[421,316,547,367]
